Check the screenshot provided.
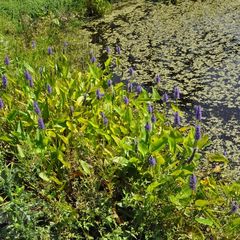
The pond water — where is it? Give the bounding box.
[83,0,240,164]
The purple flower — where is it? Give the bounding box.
[90,56,97,63]
[2,75,7,88]
[106,46,111,54]
[173,86,180,100]
[0,98,4,109]
[189,174,197,191]
[33,101,41,115]
[230,201,239,214]
[147,103,153,114]
[195,105,202,121]
[100,112,108,126]
[136,85,142,95]
[38,118,45,129]
[156,74,161,84]
[123,96,129,105]
[47,84,52,94]
[129,67,134,76]
[107,79,112,87]
[32,40,36,49]
[4,56,10,65]
[162,93,168,103]
[174,112,180,126]
[151,114,156,123]
[127,82,133,92]
[115,45,121,54]
[149,156,156,166]
[48,47,53,55]
[24,70,32,81]
[96,89,104,100]
[64,41,68,48]
[145,122,151,132]
[195,125,201,141]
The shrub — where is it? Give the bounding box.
[0,41,239,239]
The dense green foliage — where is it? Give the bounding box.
[0,37,239,239]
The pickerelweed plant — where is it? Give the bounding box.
[0,42,240,239]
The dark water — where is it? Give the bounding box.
[83,0,240,163]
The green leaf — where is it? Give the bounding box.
[197,135,210,149]
[195,200,210,207]
[150,137,166,152]
[207,153,228,165]
[147,181,160,193]
[195,217,214,226]
[80,160,91,175]
[57,152,70,168]
[0,136,12,142]
[39,172,50,182]
[138,140,149,157]
[17,145,25,158]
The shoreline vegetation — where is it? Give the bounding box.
[0,0,240,239]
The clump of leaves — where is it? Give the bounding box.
[0,42,239,239]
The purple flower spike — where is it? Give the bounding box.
[162,93,168,103]
[115,45,121,54]
[123,96,129,105]
[48,47,53,55]
[33,101,41,115]
[38,118,45,129]
[195,105,202,121]
[151,114,156,123]
[147,103,153,114]
[173,86,180,100]
[136,85,142,95]
[107,79,112,87]
[156,74,161,84]
[106,46,111,54]
[129,67,134,76]
[96,89,104,100]
[127,82,133,92]
[24,70,32,81]
[90,56,97,63]
[47,84,52,94]
[103,116,108,126]
[149,156,156,166]
[2,75,7,88]
[0,98,4,109]
[4,56,10,65]
[189,174,197,191]
[230,201,239,214]
[32,40,36,49]
[195,125,201,141]
[100,112,108,126]
[145,122,151,132]
[64,41,68,48]
[174,112,180,126]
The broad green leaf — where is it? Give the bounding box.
[138,140,149,157]
[39,172,50,182]
[147,181,160,193]
[17,145,25,158]
[80,160,91,175]
[0,136,12,142]
[195,217,214,226]
[197,135,210,149]
[150,137,166,152]
[57,152,70,168]
[195,200,210,207]
[207,153,228,165]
